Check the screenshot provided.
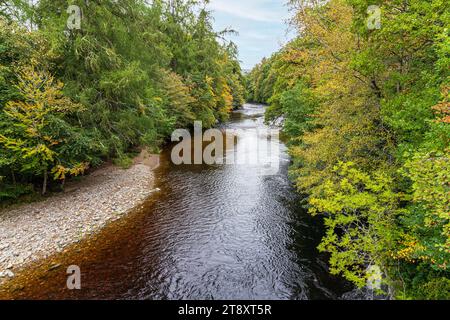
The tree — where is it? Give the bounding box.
[309,162,401,288]
[248,0,449,298]
[0,65,86,194]
[0,1,245,199]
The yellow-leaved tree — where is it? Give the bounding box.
[0,65,87,194]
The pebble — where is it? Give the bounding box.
[0,270,15,279]
[0,163,156,276]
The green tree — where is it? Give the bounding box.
[0,65,86,194]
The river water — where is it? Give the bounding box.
[2,104,350,300]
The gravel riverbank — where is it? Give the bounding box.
[0,154,159,282]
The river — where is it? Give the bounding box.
[1,104,350,300]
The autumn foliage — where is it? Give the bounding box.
[247,0,449,299]
[0,1,245,198]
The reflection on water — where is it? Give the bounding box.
[1,104,349,300]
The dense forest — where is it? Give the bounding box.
[1,0,449,301]
[247,0,449,299]
[0,0,245,199]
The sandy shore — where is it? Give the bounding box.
[0,152,159,282]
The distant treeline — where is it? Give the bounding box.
[246,0,449,300]
[0,0,245,198]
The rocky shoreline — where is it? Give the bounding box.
[0,153,159,283]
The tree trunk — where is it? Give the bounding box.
[11,169,16,185]
[42,169,48,195]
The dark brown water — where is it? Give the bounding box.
[1,104,349,300]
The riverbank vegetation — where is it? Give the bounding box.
[247,0,449,299]
[0,0,245,200]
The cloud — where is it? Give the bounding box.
[242,31,272,40]
[208,0,286,23]
[208,0,293,69]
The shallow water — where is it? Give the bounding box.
[1,104,349,300]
